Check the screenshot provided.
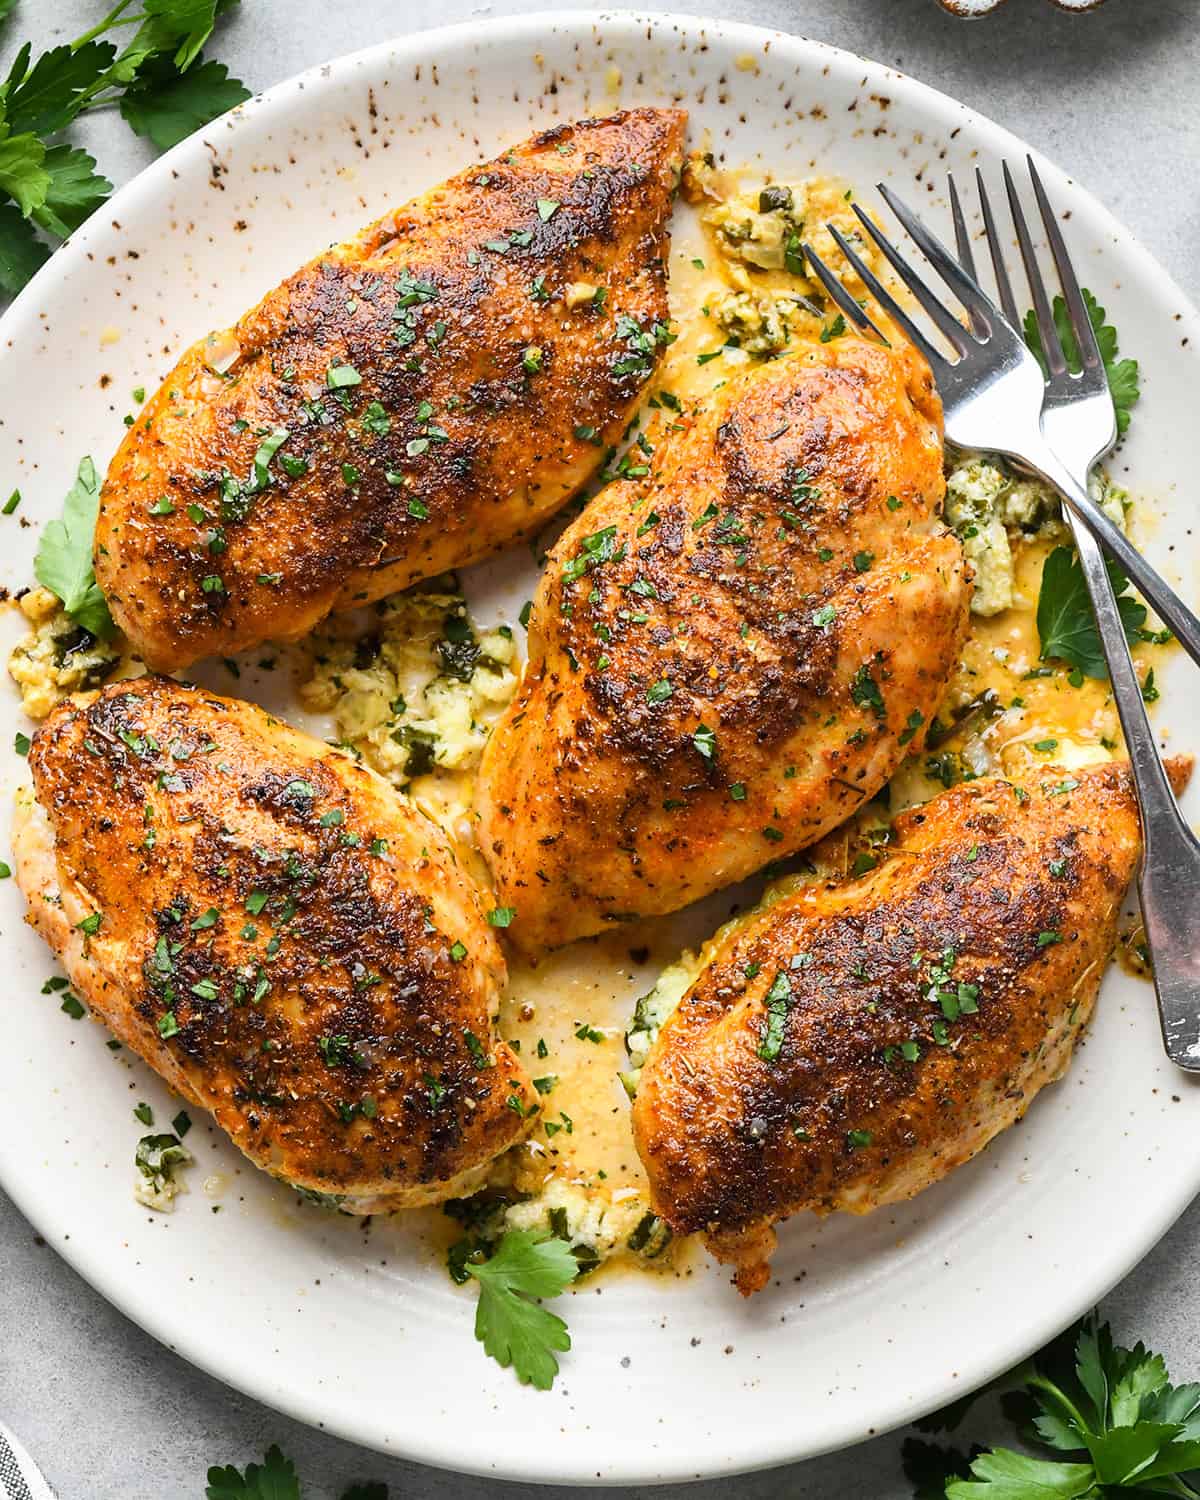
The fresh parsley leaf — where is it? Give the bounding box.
[465,1229,578,1389]
[0,1,249,296]
[32,146,111,237]
[1036,545,1146,679]
[34,455,114,638]
[119,54,250,151]
[205,1444,301,1500]
[1024,288,1140,436]
[0,124,49,217]
[933,1315,1200,1499]
[1,40,118,136]
[945,1448,1095,1497]
[122,0,232,76]
[0,199,47,293]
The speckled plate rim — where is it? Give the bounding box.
[2,8,1200,1485]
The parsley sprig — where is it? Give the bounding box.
[206,1444,386,1500]
[34,453,114,636]
[906,1315,1200,1497]
[0,0,250,296]
[1024,288,1140,436]
[466,1228,580,1389]
[1036,544,1152,680]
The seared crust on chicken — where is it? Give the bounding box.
[96,108,687,671]
[632,759,1189,1293]
[476,336,971,954]
[14,677,538,1209]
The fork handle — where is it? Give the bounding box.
[1021,445,1200,674]
[1064,503,1200,1071]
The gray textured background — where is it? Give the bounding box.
[2,1,1198,1495]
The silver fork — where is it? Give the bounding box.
[801,189,1200,676]
[803,168,1200,1071]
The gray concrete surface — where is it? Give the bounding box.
[2,0,1198,1494]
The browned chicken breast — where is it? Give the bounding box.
[632,759,1188,1293]
[13,676,538,1209]
[96,108,687,671]
[476,335,971,954]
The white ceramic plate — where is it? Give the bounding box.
[2,10,1200,1485]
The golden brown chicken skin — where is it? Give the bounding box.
[632,759,1188,1294]
[476,335,971,954]
[96,108,687,671]
[14,677,538,1210]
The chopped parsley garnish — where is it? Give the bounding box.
[463,1029,491,1069]
[325,362,362,389]
[850,662,886,717]
[898,709,925,747]
[487,907,516,928]
[757,971,793,1061]
[562,525,621,583]
[318,1035,356,1068]
[251,428,288,488]
[693,723,717,760]
[360,400,390,436]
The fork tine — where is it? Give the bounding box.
[975,167,1021,328]
[848,205,970,356]
[947,174,978,281]
[949,176,989,340]
[874,183,998,334]
[1026,155,1103,375]
[799,242,892,345]
[820,223,950,375]
[1003,159,1068,377]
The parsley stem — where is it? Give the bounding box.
[70,0,138,49]
[1025,1372,1091,1441]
